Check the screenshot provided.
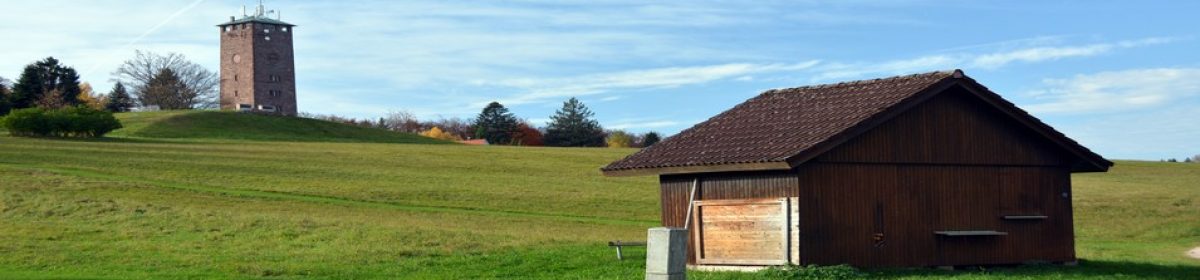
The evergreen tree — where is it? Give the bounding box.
[56,67,82,106]
[10,57,81,109]
[641,131,662,147]
[105,82,136,112]
[10,64,46,109]
[472,102,518,145]
[0,77,10,115]
[139,68,191,109]
[543,97,606,147]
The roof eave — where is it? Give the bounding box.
[601,161,792,177]
[217,19,297,27]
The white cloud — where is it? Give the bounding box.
[970,37,1174,69]
[607,120,682,130]
[1023,68,1200,114]
[489,61,821,106]
[808,37,1177,82]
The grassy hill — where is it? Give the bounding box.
[107,111,450,144]
[0,114,1197,279]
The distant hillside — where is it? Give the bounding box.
[108,111,450,144]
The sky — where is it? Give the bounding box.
[1,0,1197,160]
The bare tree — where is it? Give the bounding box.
[427,116,473,139]
[113,50,218,109]
[383,110,422,133]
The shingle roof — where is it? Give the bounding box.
[601,69,1111,176]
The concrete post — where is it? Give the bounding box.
[646,227,687,280]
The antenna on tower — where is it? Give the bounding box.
[242,5,247,16]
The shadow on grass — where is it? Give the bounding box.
[128,111,452,145]
[870,259,1200,279]
[2,134,188,145]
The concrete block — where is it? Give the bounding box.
[646,227,687,280]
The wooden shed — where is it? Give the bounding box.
[601,70,1112,268]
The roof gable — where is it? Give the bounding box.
[602,70,1111,176]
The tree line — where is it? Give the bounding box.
[1161,155,1200,163]
[304,97,663,148]
[0,51,218,116]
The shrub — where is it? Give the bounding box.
[759,264,866,280]
[2,106,122,138]
[3,108,51,136]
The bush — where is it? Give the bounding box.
[2,106,122,138]
[759,264,866,280]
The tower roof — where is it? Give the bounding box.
[218,1,295,27]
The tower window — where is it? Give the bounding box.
[234,74,238,81]
[282,27,289,32]
[264,29,271,34]
[265,36,271,41]
[234,90,239,97]
[270,75,280,82]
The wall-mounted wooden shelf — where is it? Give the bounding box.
[934,230,1008,237]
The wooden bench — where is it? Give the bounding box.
[607,240,646,260]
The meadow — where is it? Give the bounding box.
[0,111,1197,279]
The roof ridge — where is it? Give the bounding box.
[765,69,961,94]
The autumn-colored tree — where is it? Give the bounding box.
[606,130,635,148]
[511,122,544,146]
[420,127,462,141]
[35,89,68,109]
[76,82,106,110]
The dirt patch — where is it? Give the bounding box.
[1189,247,1200,260]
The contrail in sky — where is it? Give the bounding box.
[85,0,208,78]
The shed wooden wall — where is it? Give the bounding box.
[661,171,798,264]
[794,164,1073,267]
[658,86,1079,267]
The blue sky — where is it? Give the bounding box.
[1,1,1197,160]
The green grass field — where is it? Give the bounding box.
[0,111,1197,279]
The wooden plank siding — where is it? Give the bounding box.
[659,87,1078,268]
[661,171,799,264]
[815,85,1071,167]
[692,199,790,265]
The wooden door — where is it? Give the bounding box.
[692,198,797,265]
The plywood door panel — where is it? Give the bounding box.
[693,198,790,265]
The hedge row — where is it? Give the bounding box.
[2,107,123,138]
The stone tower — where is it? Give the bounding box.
[218,1,297,116]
